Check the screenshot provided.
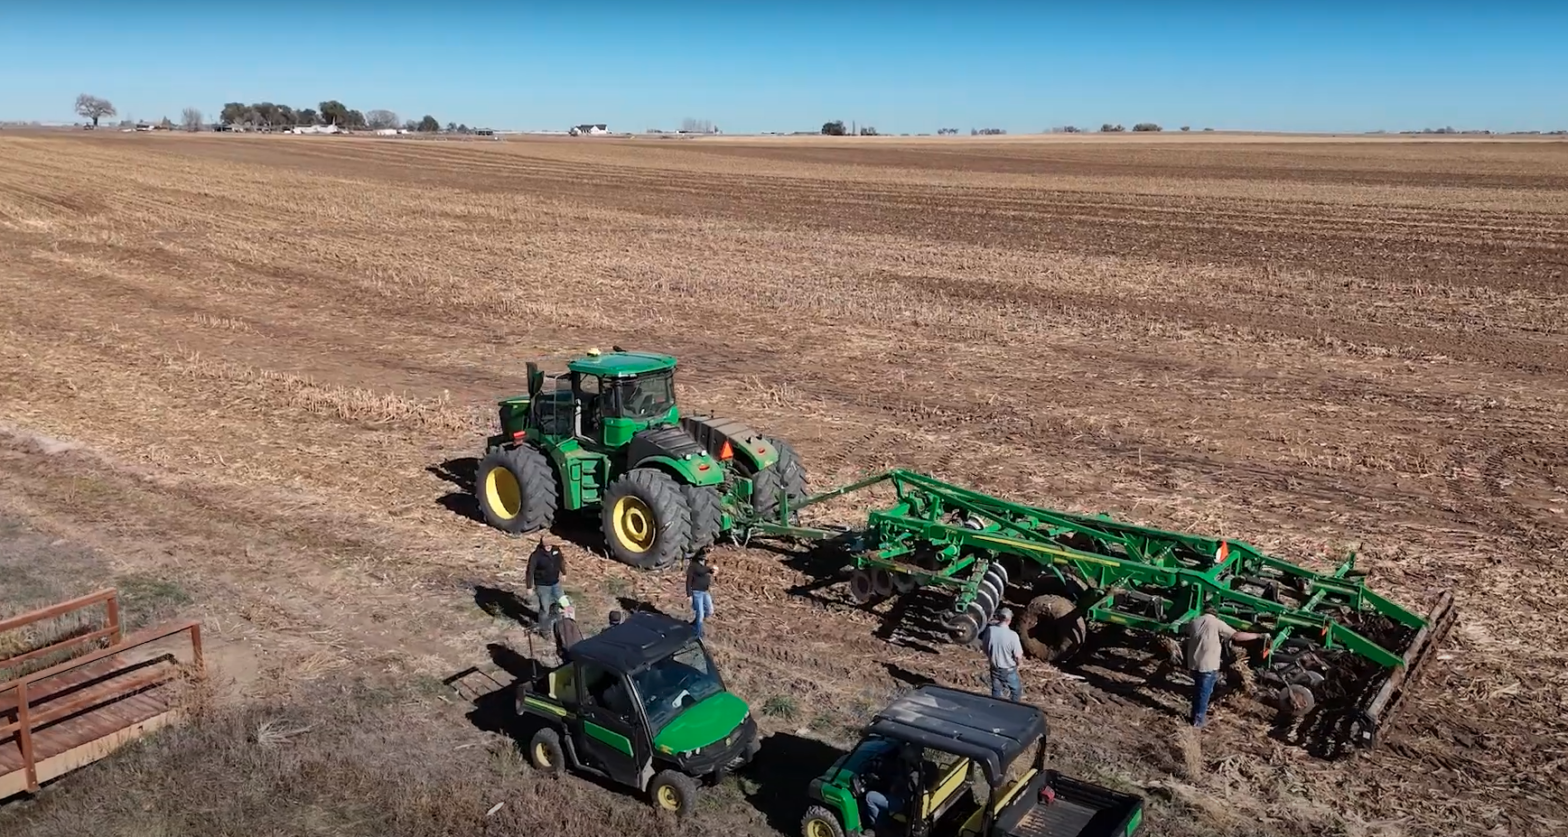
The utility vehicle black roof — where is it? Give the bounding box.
[570,611,698,674]
[865,685,1047,785]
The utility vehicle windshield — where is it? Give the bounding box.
[630,641,724,731]
[608,371,675,420]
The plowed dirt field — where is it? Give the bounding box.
[1,131,1565,837]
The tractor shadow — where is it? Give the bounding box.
[736,732,845,833]
[430,456,607,551]
[430,457,484,524]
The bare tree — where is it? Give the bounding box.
[74,94,116,128]
[366,109,399,130]
[680,117,714,134]
[182,108,204,132]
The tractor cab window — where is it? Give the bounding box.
[574,373,603,437]
[630,641,724,733]
[605,372,675,421]
[532,375,575,436]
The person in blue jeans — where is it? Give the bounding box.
[1184,607,1268,727]
[686,553,716,638]
[525,541,566,637]
[980,607,1025,702]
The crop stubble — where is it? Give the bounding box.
[0,132,1566,836]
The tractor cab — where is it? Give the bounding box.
[802,685,1143,837]
[563,349,680,447]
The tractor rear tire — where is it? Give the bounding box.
[763,435,809,504]
[476,444,558,534]
[802,804,846,837]
[682,484,723,557]
[1018,594,1087,664]
[602,468,692,570]
[747,435,809,521]
[648,769,699,818]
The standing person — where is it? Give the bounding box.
[982,607,1025,702]
[1184,606,1267,728]
[525,541,566,637]
[685,553,715,638]
[552,595,582,660]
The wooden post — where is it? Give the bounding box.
[16,681,37,792]
[106,591,122,645]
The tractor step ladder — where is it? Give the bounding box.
[0,589,204,800]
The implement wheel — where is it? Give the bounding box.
[475,445,558,534]
[848,569,875,604]
[1018,594,1087,663]
[801,804,846,837]
[602,468,692,570]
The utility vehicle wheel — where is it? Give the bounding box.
[1018,594,1087,663]
[848,569,875,604]
[801,804,846,837]
[528,727,564,776]
[682,484,723,557]
[602,468,692,570]
[476,445,558,534]
[649,769,699,818]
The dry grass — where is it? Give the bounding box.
[0,132,1565,836]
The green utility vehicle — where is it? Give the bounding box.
[475,347,807,568]
[802,685,1143,837]
[514,611,760,817]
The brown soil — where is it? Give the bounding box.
[0,132,1565,836]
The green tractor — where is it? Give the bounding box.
[474,348,808,569]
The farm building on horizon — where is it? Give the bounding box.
[569,123,609,136]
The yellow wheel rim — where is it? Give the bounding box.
[612,496,656,553]
[484,467,522,520]
[534,742,550,767]
[657,784,681,810]
[806,818,836,837]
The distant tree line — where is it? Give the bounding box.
[212,101,443,132]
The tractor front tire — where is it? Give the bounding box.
[682,484,723,558]
[476,445,558,534]
[602,468,692,570]
[801,804,846,837]
[649,769,699,818]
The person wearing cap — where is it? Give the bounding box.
[981,607,1025,702]
[551,594,582,661]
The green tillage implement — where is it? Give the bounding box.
[736,469,1456,753]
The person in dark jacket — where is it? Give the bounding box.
[685,553,716,638]
[551,595,582,660]
[525,541,566,636]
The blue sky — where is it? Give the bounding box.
[2,2,1564,133]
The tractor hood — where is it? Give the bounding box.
[652,691,751,754]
